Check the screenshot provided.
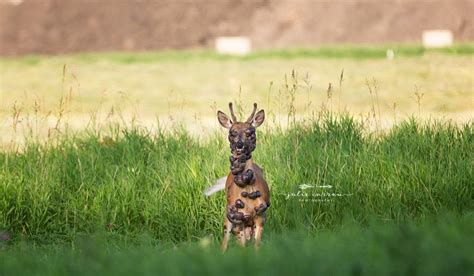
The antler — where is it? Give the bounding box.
[228,102,237,122]
[245,103,257,123]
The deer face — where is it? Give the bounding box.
[217,103,265,155]
[228,122,256,154]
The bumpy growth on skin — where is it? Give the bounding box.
[218,102,270,251]
[219,103,269,225]
[227,103,258,187]
[229,138,256,186]
[226,127,259,224]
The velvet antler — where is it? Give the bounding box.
[245,103,257,123]
[228,102,237,122]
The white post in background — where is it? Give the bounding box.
[422,30,453,48]
[215,36,251,56]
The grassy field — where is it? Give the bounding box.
[1,114,473,274]
[2,216,473,275]
[0,45,473,274]
[1,45,473,146]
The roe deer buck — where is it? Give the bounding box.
[208,102,270,252]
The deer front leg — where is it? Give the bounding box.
[253,214,266,249]
[236,224,247,247]
[221,218,233,252]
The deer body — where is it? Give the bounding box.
[217,103,270,251]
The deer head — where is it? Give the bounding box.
[217,103,265,156]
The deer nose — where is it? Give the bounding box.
[236,141,244,149]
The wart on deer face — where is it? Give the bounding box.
[229,125,256,156]
[218,103,265,186]
[217,103,270,252]
[218,104,264,147]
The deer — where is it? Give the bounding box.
[205,102,270,252]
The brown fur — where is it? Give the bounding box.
[218,103,270,252]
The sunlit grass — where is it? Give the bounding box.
[1,45,472,131]
[0,106,472,276]
[1,115,472,242]
[0,45,473,275]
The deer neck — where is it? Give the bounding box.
[243,158,253,170]
[230,149,255,187]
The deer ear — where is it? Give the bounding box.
[251,110,265,128]
[217,111,233,129]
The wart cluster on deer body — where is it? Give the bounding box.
[217,102,271,252]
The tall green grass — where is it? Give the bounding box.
[1,215,473,275]
[1,113,473,275]
[0,116,472,244]
[1,46,472,274]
